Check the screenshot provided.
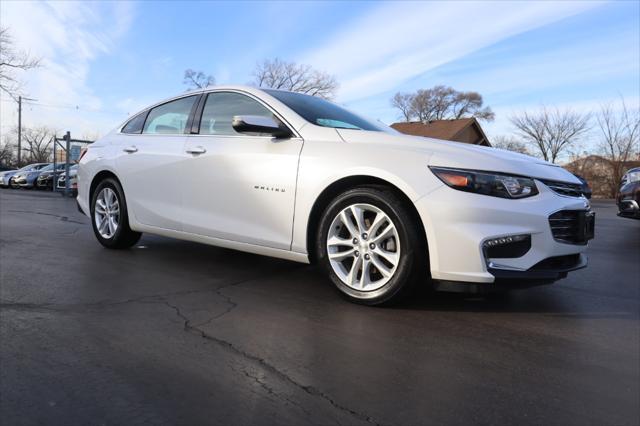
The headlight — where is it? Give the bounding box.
[429,167,538,199]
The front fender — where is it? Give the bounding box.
[291,140,442,254]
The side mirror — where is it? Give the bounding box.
[232,115,292,139]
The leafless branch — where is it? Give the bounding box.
[20,126,55,163]
[252,58,338,100]
[0,27,41,100]
[596,97,640,196]
[390,85,494,123]
[510,107,591,163]
[492,135,530,155]
[183,69,215,90]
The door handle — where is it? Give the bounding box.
[186,146,207,155]
[123,146,138,153]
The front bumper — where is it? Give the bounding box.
[617,199,640,219]
[414,180,591,286]
[37,176,54,188]
[15,175,38,188]
[434,253,587,293]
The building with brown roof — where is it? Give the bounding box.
[390,118,491,146]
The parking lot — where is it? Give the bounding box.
[1,189,638,426]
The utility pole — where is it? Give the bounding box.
[64,131,70,197]
[17,96,21,165]
[16,96,37,166]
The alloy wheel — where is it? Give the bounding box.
[326,203,401,291]
[94,187,120,239]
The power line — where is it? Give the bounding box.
[1,98,128,115]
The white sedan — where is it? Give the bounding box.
[77,86,594,305]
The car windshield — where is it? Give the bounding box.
[39,164,54,172]
[625,170,640,183]
[20,164,43,171]
[264,89,391,133]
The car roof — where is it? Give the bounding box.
[116,85,308,135]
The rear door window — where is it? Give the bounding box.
[143,96,198,134]
[122,112,148,134]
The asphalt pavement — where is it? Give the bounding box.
[1,189,639,426]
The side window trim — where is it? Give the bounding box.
[190,94,207,134]
[184,94,203,135]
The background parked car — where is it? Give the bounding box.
[5,163,50,189]
[36,163,70,190]
[0,168,18,188]
[11,163,54,189]
[56,165,78,195]
[617,167,640,219]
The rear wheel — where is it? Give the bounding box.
[316,186,425,305]
[91,178,141,249]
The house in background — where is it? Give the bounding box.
[391,118,491,146]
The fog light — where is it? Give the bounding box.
[483,234,531,259]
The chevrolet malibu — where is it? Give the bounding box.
[77,86,594,305]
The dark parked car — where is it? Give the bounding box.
[36,163,70,190]
[572,173,592,199]
[617,167,640,219]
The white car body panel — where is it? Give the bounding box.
[78,85,591,286]
[182,133,303,249]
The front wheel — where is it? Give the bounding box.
[316,186,425,305]
[91,178,141,249]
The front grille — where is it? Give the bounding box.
[548,210,594,244]
[540,179,584,198]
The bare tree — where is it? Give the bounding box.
[391,92,414,121]
[596,99,640,197]
[252,58,338,100]
[510,107,591,163]
[452,91,495,121]
[390,85,494,123]
[492,135,530,155]
[0,27,41,100]
[21,126,54,163]
[183,69,215,90]
[0,138,16,167]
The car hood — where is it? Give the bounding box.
[1,170,19,178]
[336,129,581,184]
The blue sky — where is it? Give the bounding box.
[1,0,638,145]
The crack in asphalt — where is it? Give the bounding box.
[1,268,384,426]
[7,210,87,225]
[0,272,276,313]
[234,365,314,419]
[162,300,385,426]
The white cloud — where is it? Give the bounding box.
[0,1,135,138]
[300,1,604,102]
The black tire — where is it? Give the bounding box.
[90,177,142,249]
[316,185,426,306]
